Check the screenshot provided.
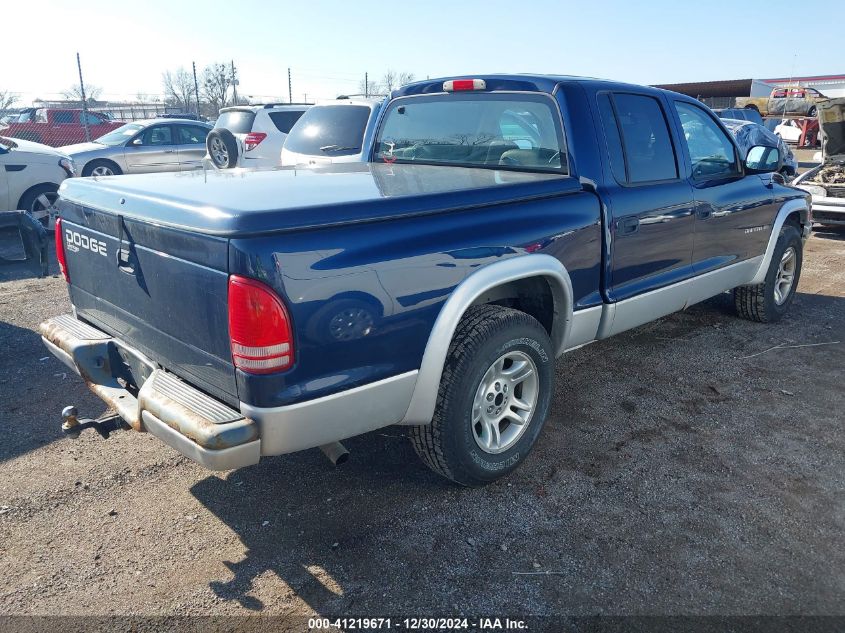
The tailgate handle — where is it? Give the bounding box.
[116,247,136,275]
[115,215,136,276]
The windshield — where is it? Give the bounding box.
[284,105,370,156]
[95,123,144,146]
[374,93,566,172]
[215,110,256,134]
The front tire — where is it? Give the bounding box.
[410,305,554,486]
[734,224,803,323]
[18,183,59,227]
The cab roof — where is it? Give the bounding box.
[393,73,689,102]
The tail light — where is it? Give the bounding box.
[228,275,293,374]
[244,132,267,152]
[55,218,69,282]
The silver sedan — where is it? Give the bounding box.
[60,119,211,177]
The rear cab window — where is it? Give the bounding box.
[215,109,256,134]
[285,105,371,157]
[374,92,567,173]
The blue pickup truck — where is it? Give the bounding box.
[41,75,811,486]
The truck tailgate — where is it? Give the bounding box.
[59,203,236,404]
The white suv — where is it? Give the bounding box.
[281,97,386,167]
[205,103,311,169]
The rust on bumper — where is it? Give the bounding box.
[39,314,260,469]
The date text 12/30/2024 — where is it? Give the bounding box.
[308,617,529,630]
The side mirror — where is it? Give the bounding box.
[130,138,143,146]
[745,145,782,174]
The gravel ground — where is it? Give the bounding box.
[0,230,843,623]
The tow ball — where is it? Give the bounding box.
[61,406,129,440]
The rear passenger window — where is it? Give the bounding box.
[599,93,678,184]
[178,125,209,144]
[53,111,76,125]
[613,94,678,182]
[597,94,627,184]
[268,111,305,133]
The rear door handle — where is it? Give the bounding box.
[617,216,639,236]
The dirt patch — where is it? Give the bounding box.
[0,232,843,619]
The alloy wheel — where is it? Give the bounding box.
[471,351,539,454]
[774,246,797,305]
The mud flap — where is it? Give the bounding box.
[0,211,49,278]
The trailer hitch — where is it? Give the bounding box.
[61,406,129,440]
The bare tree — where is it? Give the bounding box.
[162,67,196,111]
[0,89,18,110]
[62,84,103,103]
[361,70,415,96]
[382,70,415,93]
[201,63,233,115]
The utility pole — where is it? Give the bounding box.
[76,52,91,142]
[288,68,292,103]
[365,72,368,98]
[231,60,238,105]
[192,61,201,116]
[303,93,308,103]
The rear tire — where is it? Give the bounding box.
[734,224,802,323]
[82,159,122,177]
[206,129,239,169]
[410,305,554,486]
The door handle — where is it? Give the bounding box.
[617,216,639,236]
[163,149,175,153]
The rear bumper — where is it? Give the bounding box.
[39,314,418,469]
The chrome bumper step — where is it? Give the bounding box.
[40,314,260,470]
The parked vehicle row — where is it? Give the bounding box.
[203,97,388,170]
[43,74,810,487]
[205,103,311,169]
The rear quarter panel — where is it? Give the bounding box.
[230,190,602,408]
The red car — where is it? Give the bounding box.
[0,108,122,147]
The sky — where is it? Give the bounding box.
[3,0,842,106]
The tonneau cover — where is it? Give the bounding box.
[57,163,576,237]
